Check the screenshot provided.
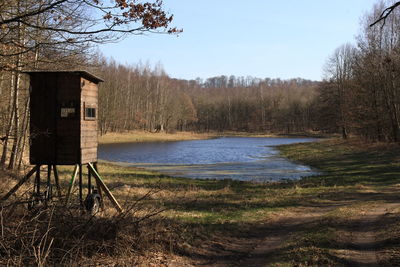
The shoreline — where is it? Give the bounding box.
[98,131,215,144]
[98,135,320,183]
[98,130,329,145]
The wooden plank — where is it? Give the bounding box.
[81,148,97,154]
[81,144,97,149]
[82,152,97,157]
[81,147,97,153]
[82,158,98,164]
[81,121,97,126]
[88,163,123,213]
[82,155,97,160]
[81,132,97,137]
[1,166,38,201]
[36,165,40,194]
[81,132,97,138]
[81,138,98,145]
[81,153,97,159]
[53,165,62,197]
[81,139,98,143]
[81,130,98,134]
[81,149,97,155]
[81,91,98,97]
[82,158,98,165]
[79,164,83,206]
[65,165,79,206]
[81,143,97,148]
[81,150,97,155]
[81,140,98,149]
[81,133,97,137]
[93,163,104,208]
[82,151,97,155]
[81,152,97,158]
[81,123,97,129]
[81,137,97,142]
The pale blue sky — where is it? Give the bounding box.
[100,0,379,81]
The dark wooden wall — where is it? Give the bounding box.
[29,72,99,165]
[30,73,58,164]
[56,73,81,164]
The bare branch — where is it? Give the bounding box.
[0,0,69,25]
[370,1,400,27]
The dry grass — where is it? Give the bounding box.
[2,138,400,266]
[99,131,214,144]
[98,130,330,145]
[0,168,188,266]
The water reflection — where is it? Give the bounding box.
[98,137,319,182]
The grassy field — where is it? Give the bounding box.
[1,138,400,265]
[54,138,400,265]
[98,131,215,144]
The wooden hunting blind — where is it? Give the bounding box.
[27,70,103,165]
[1,71,122,214]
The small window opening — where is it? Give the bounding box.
[85,107,96,120]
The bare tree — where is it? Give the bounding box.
[324,43,356,139]
[0,0,180,169]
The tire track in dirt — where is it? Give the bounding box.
[236,208,333,267]
[331,203,400,266]
[235,203,400,266]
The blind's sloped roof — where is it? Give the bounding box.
[23,70,104,83]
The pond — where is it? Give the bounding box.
[98,137,319,182]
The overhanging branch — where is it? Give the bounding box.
[370,1,400,27]
[0,0,69,25]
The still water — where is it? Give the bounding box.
[98,137,318,182]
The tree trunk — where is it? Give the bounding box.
[8,70,21,169]
[0,74,15,167]
[17,96,29,170]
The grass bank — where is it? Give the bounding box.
[98,130,330,144]
[2,138,400,265]
[99,131,215,144]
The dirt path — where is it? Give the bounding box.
[187,202,400,267]
[236,208,333,267]
[330,203,400,266]
[236,203,400,267]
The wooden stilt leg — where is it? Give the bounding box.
[46,165,51,204]
[87,164,92,195]
[53,165,62,198]
[47,165,51,188]
[65,165,79,206]
[79,164,83,207]
[1,166,38,201]
[36,165,41,195]
[88,163,123,213]
[93,162,104,208]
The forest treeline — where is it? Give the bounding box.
[92,0,400,141]
[320,1,400,142]
[1,0,400,170]
[97,59,319,134]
